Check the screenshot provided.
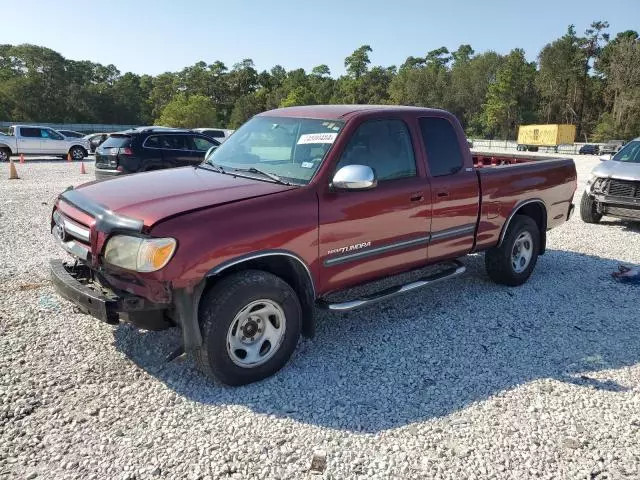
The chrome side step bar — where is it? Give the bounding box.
[317,260,466,312]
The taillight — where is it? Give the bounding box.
[119,147,133,155]
[117,166,124,172]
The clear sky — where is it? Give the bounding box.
[2,0,638,76]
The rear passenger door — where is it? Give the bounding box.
[418,116,479,262]
[159,134,193,168]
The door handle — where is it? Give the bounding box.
[410,193,424,202]
[437,191,449,198]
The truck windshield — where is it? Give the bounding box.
[207,116,344,185]
[612,141,640,163]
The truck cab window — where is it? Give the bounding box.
[20,127,41,138]
[336,119,416,181]
[419,117,464,176]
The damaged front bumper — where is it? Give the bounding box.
[49,260,173,330]
[592,193,640,221]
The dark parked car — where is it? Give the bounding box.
[94,127,220,180]
[84,133,111,153]
[579,144,600,155]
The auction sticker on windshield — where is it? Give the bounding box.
[297,133,338,145]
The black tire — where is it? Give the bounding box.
[69,146,85,161]
[485,215,540,286]
[580,191,602,224]
[0,147,10,162]
[194,270,302,386]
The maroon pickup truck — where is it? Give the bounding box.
[49,105,577,385]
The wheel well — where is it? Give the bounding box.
[503,201,547,255]
[204,255,316,338]
[0,144,12,154]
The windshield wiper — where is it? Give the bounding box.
[198,162,226,174]
[231,167,291,185]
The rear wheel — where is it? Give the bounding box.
[69,146,85,161]
[0,148,10,162]
[485,215,540,286]
[580,192,602,224]
[194,270,302,386]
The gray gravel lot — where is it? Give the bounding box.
[1,155,639,480]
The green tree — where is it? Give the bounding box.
[536,26,583,124]
[229,93,265,128]
[156,94,217,128]
[344,45,372,79]
[483,49,537,139]
[596,35,640,139]
[576,21,610,137]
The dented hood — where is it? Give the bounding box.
[592,160,640,182]
[66,166,295,228]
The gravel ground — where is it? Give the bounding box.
[1,155,639,480]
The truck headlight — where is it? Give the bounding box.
[103,235,176,272]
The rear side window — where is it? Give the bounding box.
[160,135,190,150]
[101,135,131,148]
[419,117,464,176]
[20,127,41,138]
[144,135,161,148]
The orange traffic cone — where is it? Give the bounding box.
[67,152,72,162]
[19,153,25,164]
[80,162,86,174]
[8,158,19,179]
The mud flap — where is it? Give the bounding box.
[173,282,206,350]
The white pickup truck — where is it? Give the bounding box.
[0,125,90,162]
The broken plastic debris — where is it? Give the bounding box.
[612,265,640,284]
[310,450,327,474]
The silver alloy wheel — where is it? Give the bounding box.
[512,231,533,273]
[71,148,84,160]
[0,150,8,162]
[226,299,286,368]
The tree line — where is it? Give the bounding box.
[0,21,638,141]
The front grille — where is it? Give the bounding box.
[606,179,640,199]
[604,206,640,220]
[52,210,92,260]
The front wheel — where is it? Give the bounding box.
[580,192,602,224]
[194,270,302,386]
[485,215,540,286]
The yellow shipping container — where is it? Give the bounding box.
[517,124,576,146]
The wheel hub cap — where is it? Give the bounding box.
[227,299,286,368]
[512,231,533,273]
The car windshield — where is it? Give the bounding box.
[206,116,344,185]
[612,140,640,163]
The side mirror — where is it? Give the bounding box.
[599,154,611,162]
[204,145,218,162]
[332,165,377,190]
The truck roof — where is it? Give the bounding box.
[257,105,449,121]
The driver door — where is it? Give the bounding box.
[318,118,431,293]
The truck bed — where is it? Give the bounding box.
[472,153,577,250]
[472,151,567,168]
